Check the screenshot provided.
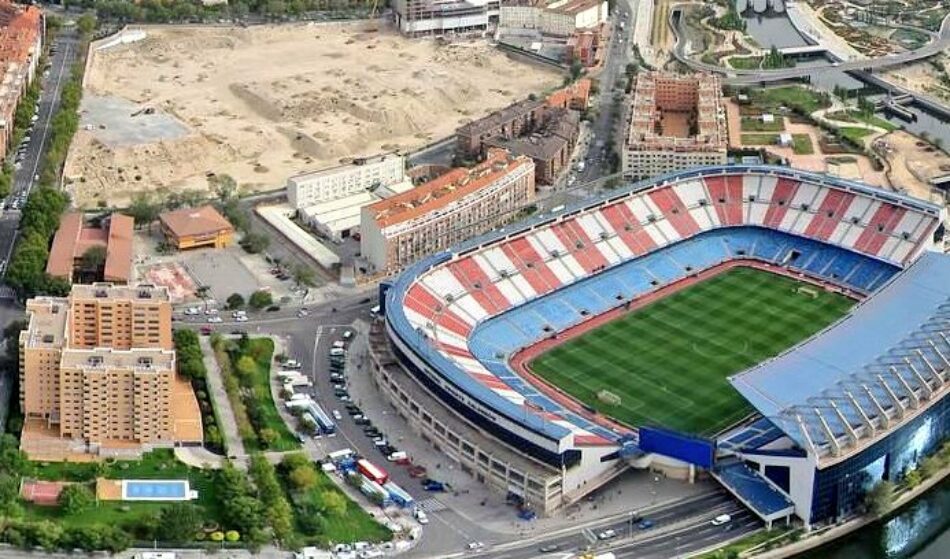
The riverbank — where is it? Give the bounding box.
[751,463,950,559]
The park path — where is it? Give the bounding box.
[199,335,248,469]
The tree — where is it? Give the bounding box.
[904,469,922,488]
[225,530,240,542]
[58,483,94,515]
[235,355,257,378]
[321,489,347,516]
[240,231,270,254]
[865,480,895,516]
[289,464,318,490]
[77,13,97,37]
[570,60,583,81]
[80,245,107,274]
[127,192,161,228]
[259,427,279,448]
[248,290,274,310]
[291,264,317,288]
[210,174,238,201]
[226,293,245,310]
[157,503,203,542]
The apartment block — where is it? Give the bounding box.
[19,283,198,459]
[486,107,579,185]
[566,25,607,68]
[287,153,407,209]
[0,1,42,159]
[456,97,548,159]
[457,85,585,186]
[361,149,535,273]
[622,72,727,180]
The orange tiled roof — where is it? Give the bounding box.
[46,213,135,283]
[367,149,531,228]
[159,205,234,239]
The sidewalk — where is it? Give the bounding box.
[199,335,248,469]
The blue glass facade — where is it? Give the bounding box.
[811,395,950,523]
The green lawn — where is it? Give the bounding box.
[528,268,854,436]
[840,126,874,145]
[23,449,224,528]
[740,116,785,132]
[750,86,831,114]
[221,337,300,452]
[741,133,779,145]
[729,56,762,70]
[287,469,392,545]
[791,134,814,155]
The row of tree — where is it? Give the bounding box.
[173,329,226,453]
[71,0,387,24]
[4,29,91,299]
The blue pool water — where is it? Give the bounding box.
[123,480,189,500]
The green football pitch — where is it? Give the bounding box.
[528,267,855,436]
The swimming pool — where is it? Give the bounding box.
[121,480,195,501]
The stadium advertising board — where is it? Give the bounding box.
[639,427,715,468]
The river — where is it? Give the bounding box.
[798,477,950,559]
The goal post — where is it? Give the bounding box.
[598,389,621,406]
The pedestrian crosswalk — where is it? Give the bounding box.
[415,497,447,512]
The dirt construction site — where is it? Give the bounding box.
[65,23,561,208]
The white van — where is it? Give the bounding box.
[711,513,732,526]
[332,340,345,349]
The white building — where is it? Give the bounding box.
[286,153,407,210]
[499,0,608,37]
[393,0,493,37]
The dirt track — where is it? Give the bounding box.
[66,23,560,207]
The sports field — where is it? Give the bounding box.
[528,267,855,436]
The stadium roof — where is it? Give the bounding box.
[730,251,950,462]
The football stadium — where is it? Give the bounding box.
[375,165,950,527]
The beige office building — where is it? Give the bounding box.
[19,284,200,459]
[622,72,728,180]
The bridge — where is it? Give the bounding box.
[671,10,950,86]
[778,45,827,56]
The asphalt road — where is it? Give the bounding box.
[672,10,950,85]
[0,29,80,277]
[476,490,757,559]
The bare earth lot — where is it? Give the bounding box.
[66,23,560,208]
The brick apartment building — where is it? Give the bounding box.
[565,24,607,68]
[622,72,727,180]
[456,81,588,186]
[0,1,42,158]
[361,149,535,273]
[486,107,579,184]
[19,283,200,459]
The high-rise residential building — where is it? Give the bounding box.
[360,149,535,274]
[19,283,200,459]
[622,72,728,180]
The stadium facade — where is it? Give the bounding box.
[375,165,949,525]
